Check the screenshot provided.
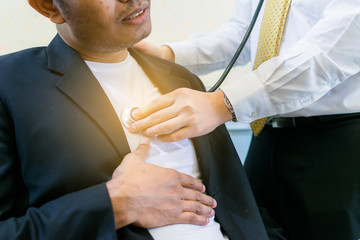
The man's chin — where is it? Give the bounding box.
[128,29,152,48]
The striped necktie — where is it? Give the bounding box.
[250,0,292,136]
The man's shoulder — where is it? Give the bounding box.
[0,47,47,70]
[0,47,48,96]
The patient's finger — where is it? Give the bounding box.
[181,200,215,217]
[176,212,210,226]
[179,173,206,192]
[182,188,217,208]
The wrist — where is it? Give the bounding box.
[106,180,135,229]
[210,90,234,124]
[221,90,237,122]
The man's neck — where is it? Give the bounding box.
[57,31,129,63]
[77,48,129,63]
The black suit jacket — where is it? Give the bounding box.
[0,35,268,240]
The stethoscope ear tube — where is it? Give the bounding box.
[208,0,265,93]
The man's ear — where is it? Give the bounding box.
[28,0,65,24]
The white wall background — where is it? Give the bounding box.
[0,0,252,161]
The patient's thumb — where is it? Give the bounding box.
[133,138,150,161]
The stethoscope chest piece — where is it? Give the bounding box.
[121,107,136,129]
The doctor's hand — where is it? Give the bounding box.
[106,138,217,229]
[128,88,233,142]
[133,40,175,62]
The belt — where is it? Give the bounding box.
[268,112,360,128]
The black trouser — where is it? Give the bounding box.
[244,114,360,240]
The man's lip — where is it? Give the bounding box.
[123,3,149,21]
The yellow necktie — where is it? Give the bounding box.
[250,0,291,136]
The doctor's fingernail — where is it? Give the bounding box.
[131,107,142,120]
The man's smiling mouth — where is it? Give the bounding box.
[125,9,144,20]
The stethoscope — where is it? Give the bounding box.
[208,0,264,92]
[122,0,265,127]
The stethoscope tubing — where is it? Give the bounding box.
[208,0,265,92]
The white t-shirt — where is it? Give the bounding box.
[85,54,228,240]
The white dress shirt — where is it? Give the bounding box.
[169,0,360,123]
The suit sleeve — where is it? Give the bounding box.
[0,99,117,240]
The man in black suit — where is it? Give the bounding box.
[0,0,268,239]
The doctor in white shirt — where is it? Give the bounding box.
[130,0,360,239]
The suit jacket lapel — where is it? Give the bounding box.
[47,35,130,159]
